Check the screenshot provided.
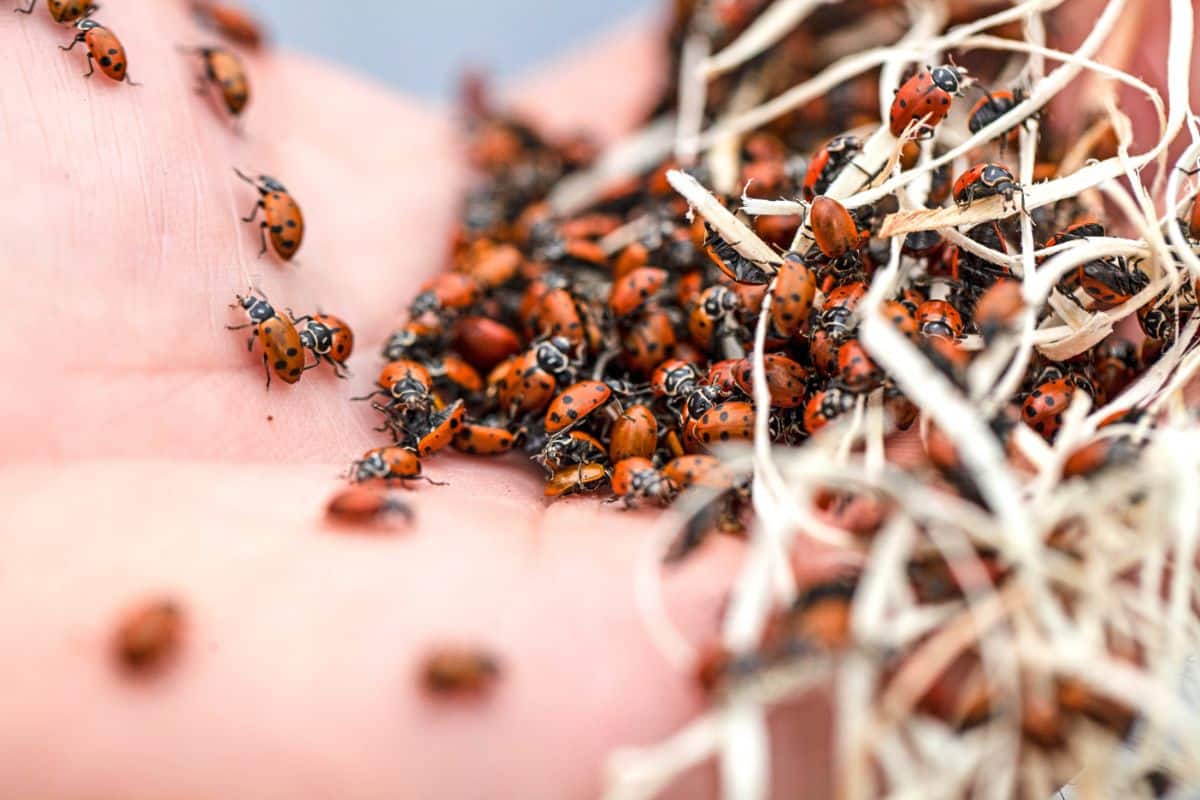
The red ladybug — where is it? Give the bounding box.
[662,454,737,492]
[651,359,703,400]
[1091,338,1141,401]
[545,380,614,434]
[191,1,265,48]
[15,0,95,23]
[916,300,964,339]
[974,280,1024,341]
[1062,436,1138,479]
[804,388,853,433]
[536,288,585,344]
[610,405,658,462]
[880,299,918,339]
[688,285,741,350]
[622,309,677,374]
[836,340,884,392]
[60,19,138,84]
[233,169,305,260]
[802,135,863,200]
[704,223,772,285]
[453,316,522,369]
[422,647,501,697]
[610,457,677,508]
[451,422,515,456]
[544,462,608,497]
[820,280,867,341]
[732,353,808,408]
[1022,377,1075,440]
[114,598,184,674]
[182,46,249,117]
[952,163,1022,210]
[411,273,481,319]
[325,485,415,527]
[355,359,433,414]
[293,312,354,377]
[1188,192,1200,241]
[609,267,669,318]
[809,326,839,375]
[889,65,964,138]
[226,291,305,388]
[706,359,743,394]
[809,196,863,262]
[688,401,755,447]
[349,446,442,486]
[769,253,817,338]
[1075,258,1148,310]
[947,221,1012,287]
[412,400,467,457]
[429,355,484,402]
[495,352,556,415]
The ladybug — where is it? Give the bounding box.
[952,163,1022,210]
[59,18,138,84]
[889,65,964,138]
[706,359,743,394]
[651,359,701,398]
[802,135,863,201]
[967,88,1027,139]
[901,229,945,260]
[732,353,808,408]
[610,404,658,462]
[804,388,853,433]
[452,422,515,456]
[1022,377,1075,440]
[880,299,918,339]
[349,446,443,486]
[191,1,265,48]
[355,359,433,414]
[14,0,95,23]
[531,336,579,387]
[704,223,772,285]
[836,340,883,392]
[1075,258,1149,310]
[1188,191,1200,241]
[610,457,677,508]
[545,380,614,434]
[325,485,415,526]
[412,400,467,457]
[453,316,522,369]
[460,240,522,288]
[381,316,446,362]
[544,462,608,497]
[662,454,737,492]
[1043,219,1106,253]
[769,252,817,338]
[916,300,964,339]
[495,353,556,415]
[688,401,755,447]
[422,646,500,697]
[1091,338,1141,401]
[428,354,484,401]
[809,196,864,263]
[809,326,839,375]
[792,579,856,650]
[410,273,481,319]
[293,312,353,377]
[948,221,1011,288]
[233,169,304,260]
[974,279,1024,341]
[114,597,183,674]
[820,280,867,341]
[535,288,585,344]
[534,430,607,474]
[622,308,677,374]
[226,291,305,388]
[688,285,741,349]
[1061,436,1138,479]
[609,267,668,318]
[183,46,249,117]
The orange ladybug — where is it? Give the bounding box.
[114,598,184,674]
[60,19,138,84]
[545,380,614,434]
[294,312,354,377]
[688,401,755,448]
[610,457,677,508]
[452,422,515,455]
[732,353,808,408]
[768,253,817,338]
[15,0,95,23]
[916,300,964,339]
[609,267,668,318]
[544,462,608,497]
[184,46,249,117]
[422,646,500,697]
[191,1,265,48]
[1022,377,1075,440]
[809,196,862,261]
[610,404,658,462]
[325,485,414,525]
[413,400,466,457]
[889,65,964,138]
[226,291,305,388]
[536,430,608,473]
[974,280,1023,342]
[233,169,305,260]
[836,340,884,392]
[349,446,443,486]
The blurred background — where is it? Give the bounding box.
[243,0,654,99]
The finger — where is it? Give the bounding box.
[0,460,831,799]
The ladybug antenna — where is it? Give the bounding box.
[232,167,257,186]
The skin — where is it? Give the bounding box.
[0,2,1187,798]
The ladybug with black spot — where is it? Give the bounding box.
[967,88,1028,143]
[610,404,658,462]
[687,401,755,448]
[820,280,867,342]
[768,252,817,339]
[688,285,742,350]
[234,168,305,261]
[544,380,614,434]
[60,18,139,85]
[609,267,668,318]
[916,300,964,339]
[348,446,443,486]
[802,135,863,200]
[889,64,965,138]
[732,353,808,408]
[1022,377,1075,440]
[326,485,415,526]
[15,0,95,23]
[974,279,1024,342]
[953,163,1023,211]
[191,1,265,49]
[452,420,515,456]
[1075,257,1149,310]
[610,457,677,508]
[226,290,305,388]
[804,387,854,433]
[836,340,883,393]
[534,430,607,474]
[181,46,249,117]
[704,223,772,285]
[291,312,354,378]
[544,462,608,497]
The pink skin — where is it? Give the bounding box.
[0,2,1182,797]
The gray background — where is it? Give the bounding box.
[243,0,653,100]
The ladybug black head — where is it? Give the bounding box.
[259,176,287,193]
[930,66,962,94]
[981,164,1015,186]
[76,18,100,30]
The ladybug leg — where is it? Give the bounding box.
[81,52,96,79]
[240,200,263,224]
[256,222,269,258]
[420,476,449,487]
[13,0,35,13]
[58,32,83,51]
[123,70,142,88]
[224,321,256,332]
[260,353,272,391]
